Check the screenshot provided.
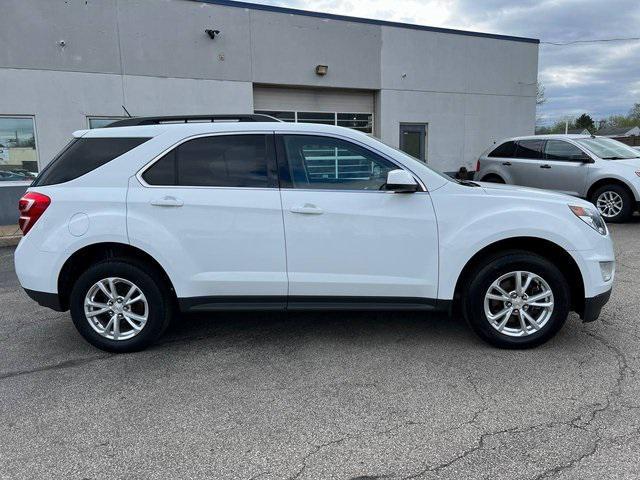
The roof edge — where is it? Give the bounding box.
[188,0,540,44]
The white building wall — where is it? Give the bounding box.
[0,68,253,166]
[378,27,538,169]
[0,0,538,172]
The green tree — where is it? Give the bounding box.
[628,103,640,121]
[574,113,595,131]
[536,82,546,106]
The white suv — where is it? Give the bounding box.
[15,115,615,352]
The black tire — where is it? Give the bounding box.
[481,175,505,184]
[69,259,173,352]
[590,183,633,223]
[462,251,570,349]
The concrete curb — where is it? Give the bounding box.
[0,236,20,247]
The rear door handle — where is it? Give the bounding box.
[290,204,324,215]
[150,196,184,207]
[502,162,512,166]
[540,164,552,169]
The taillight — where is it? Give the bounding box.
[18,192,50,235]
[476,159,481,172]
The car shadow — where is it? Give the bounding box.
[157,309,482,352]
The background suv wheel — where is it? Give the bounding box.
[69,259,173,352]
[591,184,633,223]
[462,251,570,349]
[481,174,505,183]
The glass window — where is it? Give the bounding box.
[488,141,517,158]
[0,117,38,182]
[296,112,335,125]
[143,135,270,188]
[88,118,125,129]
[544,140,587,161]
[576,137,640,160]
[515,140,545,160]
[254,110,375,134]
[142,149,177,185]
[32,137,150,187]
[337,113,373,134]
[255,111,295,123]
[282,135,396,190]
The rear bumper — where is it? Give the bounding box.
[24,288,65,312]
[580,289,612,323]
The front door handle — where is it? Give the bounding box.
[502,162,512,166]
[150,196,184,207]
[290,204,324,215]
[540,164,552,169]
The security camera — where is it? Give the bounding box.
[205,29,220,39]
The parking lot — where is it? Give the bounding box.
[0,220,638,479]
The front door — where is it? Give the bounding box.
[535,139,590,196]
[400,124,427,163]
[127,133,287,307]
[276,133,439,307]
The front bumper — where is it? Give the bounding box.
[580,289,612,323]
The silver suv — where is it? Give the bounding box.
[475,135,640,222]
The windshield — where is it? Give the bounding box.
[576,137,640,160]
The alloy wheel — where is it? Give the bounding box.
[84,277,149,341]
[596,191,624,218]
[483,271,554,337]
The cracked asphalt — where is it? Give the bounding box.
[1,220,640,479]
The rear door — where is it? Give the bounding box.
[276,133,439,307]
[508,139,547,187]
[127,133,287,308]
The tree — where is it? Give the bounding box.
[574,113,595,131]
[536,82,546,106]
[629,103,640,121]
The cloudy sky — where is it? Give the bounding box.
[250,0,640,125]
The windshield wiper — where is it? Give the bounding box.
[601,156,629,160]
[458,180,480,187]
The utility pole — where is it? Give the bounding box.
[565,120,568,134]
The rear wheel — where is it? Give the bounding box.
[462,251,570,349]
[481,174,505,184]
[69,259,173,352]
[590,184,633,223]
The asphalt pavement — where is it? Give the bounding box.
[1,220,640,479]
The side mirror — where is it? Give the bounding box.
[385,169,419,193]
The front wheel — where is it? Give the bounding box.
[69,259,173,352]
[590,184,633,223]
[462,251,570,349]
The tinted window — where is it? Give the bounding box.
[544,140,586,161]
[282,135,397,190]
[33,137,150,186]
[142,135,270,187]
[488,141,517,158]
[142,149,176,185]
[515,140,545,160]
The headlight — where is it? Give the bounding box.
[569,205,607,235]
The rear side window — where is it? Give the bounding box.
[488,141,516,158]
[142,135,271,187]
[33,137,150,186]
[515,140,545,160]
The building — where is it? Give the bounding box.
[0,0,539,225]
[595,126,640,138]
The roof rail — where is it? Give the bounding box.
[105,114,281,128]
